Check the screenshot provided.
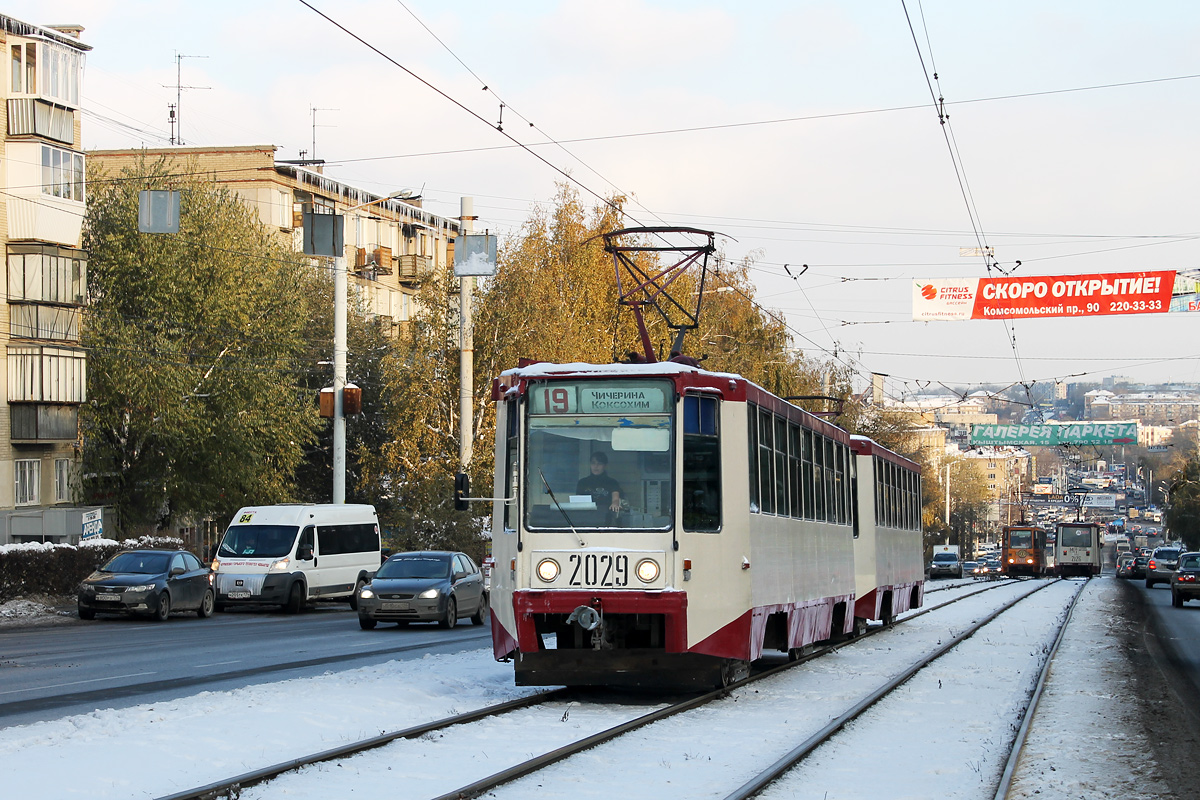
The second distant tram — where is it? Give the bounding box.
[1054,521,1102,577]
[1001,525,1048,577]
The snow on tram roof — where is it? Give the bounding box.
[501,361,740,380]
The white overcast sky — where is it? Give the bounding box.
[18,1,1200,395]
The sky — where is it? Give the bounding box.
[15,1,1200,397]
[0,576,1168,799]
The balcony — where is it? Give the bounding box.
[354,246,393,277]
[396,254,434,284]
[7,98,74,144]
[10,403,78,442]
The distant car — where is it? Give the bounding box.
[962,561,979,577]
[1116,554,1136,579]
[929,552,963,579]
[982,559,1002,578]
[357,551,487,630]
[1129,554,1150,578]
[1170,552,1200,607]
[1146,547,1183,589]
[77,549,214,621]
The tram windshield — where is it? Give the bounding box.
[1058,525,1094,548]
[525,379,674,531]
[1007,529,1034,549]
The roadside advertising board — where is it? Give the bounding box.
[81,508,103,539]
[1082,494,1118,509]
[969,422,1138,446]
[913,271,1180,321]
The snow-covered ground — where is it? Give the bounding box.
[0,577,1170,799]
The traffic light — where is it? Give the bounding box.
[454,472,470,512]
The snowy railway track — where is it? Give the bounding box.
[156,577,1050,800]
[723,578,1083,800]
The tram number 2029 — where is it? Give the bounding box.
[568,553,629,587]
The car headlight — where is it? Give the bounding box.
[127,584,155,593]
[537,558,560,582]
[635,559,660,583]
[210,559,221,571]
[271,558,290,571]
[418,588,440,599]
[359,587,375,599]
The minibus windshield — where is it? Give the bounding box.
[218,525,298,558]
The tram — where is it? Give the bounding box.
[1001,524,1048,577]
[1053,521,1103,576]
[484,361,925,689]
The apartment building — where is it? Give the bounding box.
[0,17,96,543]
[87,145,463,332]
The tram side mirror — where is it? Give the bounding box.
[454,472,470,512]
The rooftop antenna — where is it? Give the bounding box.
[310,106,339,161]
[164,52,210,146]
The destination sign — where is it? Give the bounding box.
[970,422,1138,446]
[530,381,671,415]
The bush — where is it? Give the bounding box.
[0,537,184,601]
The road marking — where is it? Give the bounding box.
[194,660,242,668]
[0,671,156,696]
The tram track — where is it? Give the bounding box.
[723,578,1084,800]
[157,577,1032,800]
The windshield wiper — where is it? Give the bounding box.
[539,469,586,547]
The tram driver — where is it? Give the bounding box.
[577,451,622,517]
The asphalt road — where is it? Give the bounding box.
[1119,575,1200,797]
[0,603,491,727]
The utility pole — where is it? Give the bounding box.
[459,197,477,471]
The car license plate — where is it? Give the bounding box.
[381,601,409,610]
[228,591,252,599]
[95,594,121,602]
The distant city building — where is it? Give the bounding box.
[960,446,1034,524]
[880,395,998,441]
[0,16,98,543]
[1084,388,1200,425]
[88,145,463,334]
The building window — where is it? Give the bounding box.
[8,244,87,305]
[40,145,85,201]
[7,345,87,402]
[54,458,70,502]
[15,459,39,506]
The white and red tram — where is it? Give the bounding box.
[850,436,925,628]
[486,361,924,688]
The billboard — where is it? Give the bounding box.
[970,422,1138,446]
[913,271,1180,321]
[1082,493,1118,509]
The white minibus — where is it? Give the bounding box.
[211,504,381,613]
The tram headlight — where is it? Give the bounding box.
[635,558,660,583]
[536,558,560,582]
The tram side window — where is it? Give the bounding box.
[683,395,721,532]
[812,432,826,521]
[774,416,789,517]
[758,408,775,514]
[748,404,759,513]
[788,424,802,520]
[802,428,815,520]
[824,437,837,524]
[503,398,519,531]
[844,445,855,528]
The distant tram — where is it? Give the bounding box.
[1054,521,1102,576]
[1001,524,1048,577]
